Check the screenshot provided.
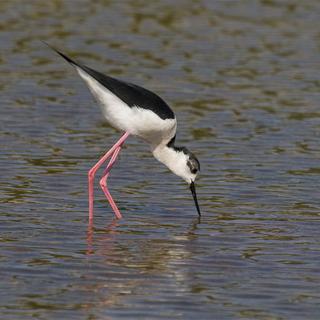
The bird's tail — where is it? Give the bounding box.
[42,41,80,67]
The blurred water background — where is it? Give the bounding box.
[0,0,320,319]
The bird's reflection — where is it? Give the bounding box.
[85,214,203,310]
[86,214,201,257]
[86,218,120,255]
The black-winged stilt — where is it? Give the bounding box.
[48,45,201,220]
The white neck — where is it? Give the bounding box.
[151,144,190,182]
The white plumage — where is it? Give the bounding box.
[77,68,177,147]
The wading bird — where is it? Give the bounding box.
[49,45,201,220]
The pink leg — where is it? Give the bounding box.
[99,146,123,219]
[102,145,122,177]
[88,131,130,222]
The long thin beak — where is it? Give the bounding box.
[189,181,201,216]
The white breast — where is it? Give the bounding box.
[76,67,177,145]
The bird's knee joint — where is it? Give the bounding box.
[88,169,95,179]
[99,177,107,188]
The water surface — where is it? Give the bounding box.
[1,1,320,319]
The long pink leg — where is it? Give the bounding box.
[88,131,130,222]
[99,145,123,219]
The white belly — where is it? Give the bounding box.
[77,67,177,145]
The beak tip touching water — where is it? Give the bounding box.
[190,181,201,217]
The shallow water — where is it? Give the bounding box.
[1,1,320,319]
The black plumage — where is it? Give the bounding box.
[51,47,175,120]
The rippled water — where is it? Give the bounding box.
[1,1,320,319]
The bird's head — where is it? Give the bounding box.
[153,144,201,216]
[174,147,200,183]
[174,147,201,216]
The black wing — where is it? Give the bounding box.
[49,45,175,120]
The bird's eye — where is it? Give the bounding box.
[187,159,199,174]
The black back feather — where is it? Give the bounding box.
[46,43,175,120]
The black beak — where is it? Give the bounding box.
[189,181,201,216]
